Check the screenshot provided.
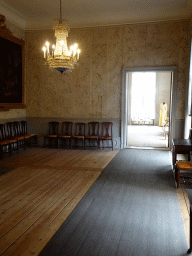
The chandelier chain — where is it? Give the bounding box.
[59,0,62,24]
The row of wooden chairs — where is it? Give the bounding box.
[0,121,37,158]
[44,121,113,150]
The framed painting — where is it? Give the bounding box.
[0,21,25,110]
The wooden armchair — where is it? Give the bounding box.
[85,122,99,149]
[72,123,86,149]
[99,122,113,150]
[58,122,73,149]
[44,122,59,148]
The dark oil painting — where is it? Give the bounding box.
[0,36,23,103]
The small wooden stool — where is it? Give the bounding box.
[175,161,192,189]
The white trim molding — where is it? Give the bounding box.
[0,0,27,29]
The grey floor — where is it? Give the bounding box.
[39,149,188,256]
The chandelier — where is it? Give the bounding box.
[42,0,80,73]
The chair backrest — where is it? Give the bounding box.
[6,122,14,139]
[101,122,113,137]
[13,121,22,137]
[61,122,73,136]
[48,122,59,135]
[0,124,6,142]
[20,121,28,135]
[75,123,85,136]
[189,128,192,140]
[88,122,99,136]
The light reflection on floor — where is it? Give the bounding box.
[127,125,168,148]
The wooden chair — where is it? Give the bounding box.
[12,121,26,148]
[174,129,192,188]
[175,161,192,189]
[72,123,86,149]
[173,128,192,167]
[58,122,73,149]
[44,121,59,148]
[85,122,99,149]
[0,124,17,158]
[20,120,37,147]
[6,122,20,150]
[99,122,113,150]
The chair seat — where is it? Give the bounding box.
[24,134,32,139]
[175,161,192,188]
[100,136,112,140]
[85,135,99,139]
[45,135,58,138]
[0,140,12,145]
[14,135,26,141]
[176,161,192,170]
[27,133,36,137]
[59,135,71,139]
[73,136,84,139]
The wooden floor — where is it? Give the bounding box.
[0,148,118,256]
[174,154,191,247]
[177,187,190,246]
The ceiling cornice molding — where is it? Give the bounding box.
[25,17,191,31]
[1,0,191,31]
[0,0,27,29]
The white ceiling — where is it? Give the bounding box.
[0,0,192,30]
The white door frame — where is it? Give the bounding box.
[121,66,177,149]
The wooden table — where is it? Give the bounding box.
[185,189,192,254]
[172,139,192,167]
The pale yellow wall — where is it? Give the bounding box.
[25,20,191,120]
[0,20,26,121]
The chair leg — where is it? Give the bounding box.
[29,137,32,147]
[34,135,38,146]
[176,167,180,189]
[83,139,85,149]
[0,146,3,159]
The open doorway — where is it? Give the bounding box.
[121,66,176,150]
[127,71,171,148]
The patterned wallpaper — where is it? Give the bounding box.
[25,20,191,120]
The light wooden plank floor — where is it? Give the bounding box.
[174,154,191,248]
[0,148,118,256]
[177,187,190,246]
